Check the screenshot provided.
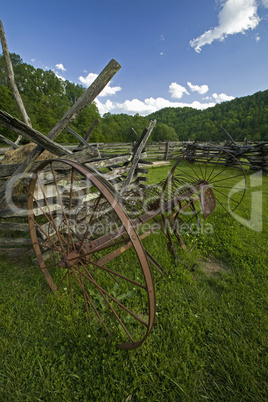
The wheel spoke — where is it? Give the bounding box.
[206,154,224,182]
[196,156,206,181]
[77,193,103,254]
[78,262,149,329]
[211,194,231,214]
[77,263,137,342]
[69,265,112,337]
[30,215,64,255]
[35,174,66,252]
[68,167,76,253]
[89,260,147,290]
[56,268,70,292]
[204,150,210,180]
[182,156,203,181]
[50,163,76,252]
[172,163,199,183]
[213,184,244,190]
[211,187,240,205]
[207,164,230,183]
[209,173,245,185]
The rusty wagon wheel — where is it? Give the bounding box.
[28,159,155,350]
[159,148,246,248]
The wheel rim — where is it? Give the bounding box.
[28,159,156,350]
[167,148,246,215]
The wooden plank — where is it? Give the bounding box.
[0,147,11,154]
[87,154,133,170]
[0,248,34,257]
[0,110,72,156]
[0,238,32,247]
[0,134,20,149]
[67,127,94,149]
[47,60,121,140]
[0,222,29,233]
[120,120,156,193]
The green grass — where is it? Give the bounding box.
[0,162,267,401]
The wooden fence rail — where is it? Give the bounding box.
[63,141,184,160]
[2,140,268,168]
[62,141,268,169]
[183,142,268,173]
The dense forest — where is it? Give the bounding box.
[149,91,268,142]
[0,53,268,144]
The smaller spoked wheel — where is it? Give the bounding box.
[158,148,246,245]
[28,159,155,350]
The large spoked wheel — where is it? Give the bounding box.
[28,159,155,350]
[159,148,246,243]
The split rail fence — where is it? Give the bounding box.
[183,142,268,173]
[63,141,183,161]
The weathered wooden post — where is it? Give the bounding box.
[165,141,170,160]
[0,20,32,143]
[120,120,156,193]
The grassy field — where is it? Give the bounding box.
[0,161,267,401]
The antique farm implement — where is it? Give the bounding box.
[27,147,246,350]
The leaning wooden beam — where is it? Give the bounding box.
[67,126,93,149]
[0,110,71,156]
[219,126,237,145]
[77,119,99,149]
[0,19,31,145]
[120,120,156,193]
[0,59,121,209]
[0,133,20,149]
[48,59,120,140]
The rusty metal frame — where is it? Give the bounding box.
[27,148,246,350]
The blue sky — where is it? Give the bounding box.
[1,0,268,115]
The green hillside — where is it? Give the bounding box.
[148,90,268,142]
[1,53,267,143]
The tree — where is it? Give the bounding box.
[152,123,178,142]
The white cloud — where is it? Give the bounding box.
[187,82,209,94]
[169,82,189,99]
[55,63,67,71]
[190,0,260,53]
[92,80,234,116]
[79,72,97,86]
[78,72,122,97]
[262,0,268,7]
[96,97,216,116]
[212,92,235,102]
[95,99,115,115]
